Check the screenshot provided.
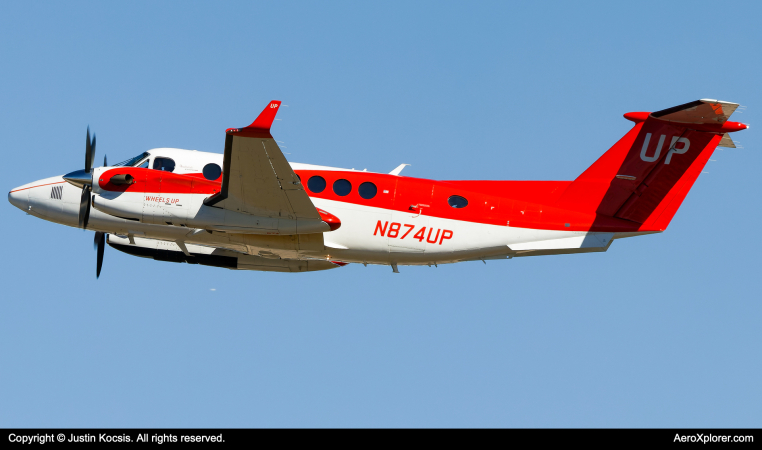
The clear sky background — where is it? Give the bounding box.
[1,1,760,427]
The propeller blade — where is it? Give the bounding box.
[90,134,96,170]
[85,127,92,173]
[95,232,105,279]
[78,186,92,229]
[85,128,96,173]
[83,191,92,229]
[103,154,107,167]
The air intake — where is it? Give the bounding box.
[50,185,63,200]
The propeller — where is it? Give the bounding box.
[94,231,106,278]
[64,128,107,279]
[63,127,97,229]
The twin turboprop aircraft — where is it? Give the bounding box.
[7,99,748,276]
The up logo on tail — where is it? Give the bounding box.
[640,133,690,164]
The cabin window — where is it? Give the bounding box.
[153,157,175,172]
[203,163,222,181]
[447,195,468,208]
[333,179,352,196]
[358,182,377,199]
[308,176,326,193]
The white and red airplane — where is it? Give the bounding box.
[7,99,748,276]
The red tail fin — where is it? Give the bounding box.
[555,99,747,231]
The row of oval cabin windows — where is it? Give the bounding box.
[306,175,468,208]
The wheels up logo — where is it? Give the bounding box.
[640,133,690,164]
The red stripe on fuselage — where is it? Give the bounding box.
[296,170,639,232]
[97,167,642,233]
[98,168,220,195]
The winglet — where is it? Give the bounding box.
[227,100,282,137]
[247,100,282,129]
[389,164,410,175]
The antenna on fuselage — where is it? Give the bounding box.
[389,164,410,176]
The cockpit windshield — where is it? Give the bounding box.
[114,152,150,167]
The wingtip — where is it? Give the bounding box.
[227,100,283,137]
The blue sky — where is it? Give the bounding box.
[1,1,760,427]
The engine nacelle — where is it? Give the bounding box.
[108,235,340,272]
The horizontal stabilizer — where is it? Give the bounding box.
[651,99,739,125]
[719,133,736,148]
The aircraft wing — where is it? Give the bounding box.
[204,101,321,221]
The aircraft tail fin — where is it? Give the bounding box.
[555,99,747,231]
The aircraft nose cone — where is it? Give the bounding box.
[8,187,28,211]
[63,169,92,189]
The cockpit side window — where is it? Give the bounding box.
[153,157,175,172]
[137,159,149,168]
[114,152,150,167]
